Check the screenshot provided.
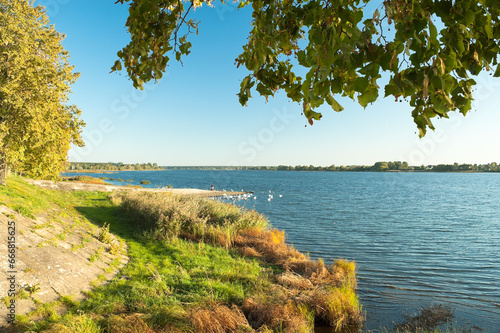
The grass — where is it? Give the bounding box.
[3,176,362,332]
[61,175,110,185]
[0,175,73,219]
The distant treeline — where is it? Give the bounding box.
[161,162,500,172]
[68,162,163,171]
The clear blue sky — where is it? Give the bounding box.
[37,0,500,166]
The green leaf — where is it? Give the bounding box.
[485,14,493,39]
[303,102,322,121]
[326,93,344,112]
[113,60,122,71]
[358,86,378,108]
[494,64,500,77]
[429,21,438,42]
[353,77,369,93]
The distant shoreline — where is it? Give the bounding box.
[64,168,500,174]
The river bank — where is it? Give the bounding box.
[1,176,361,332]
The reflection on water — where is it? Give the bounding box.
[64,170,500,331]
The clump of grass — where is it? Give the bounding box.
[190,303,252,332]
[98,222,122,255]
[0,176,73,219]
[242,298,314,332]
[44,313,102,333]
[24,283,41,295]
[98,223,113,244]
[106,313,156,333]
[140,180,151,184]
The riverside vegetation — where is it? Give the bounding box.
[2,176,362,332]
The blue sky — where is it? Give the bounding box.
[37,0,500,166]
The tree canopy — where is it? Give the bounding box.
[113,0,499,136]
[0,0,84,185]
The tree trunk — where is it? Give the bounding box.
[0,151,6,186]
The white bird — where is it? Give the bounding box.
[279,194,283,198]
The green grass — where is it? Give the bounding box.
[0,175,73,219]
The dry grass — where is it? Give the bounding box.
[190,303,252,333]
[242,298,314,332]
[276,272,314,290]
[106,313,156,333]
[306,286,362,331]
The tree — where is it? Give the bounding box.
[113,0,499,136]
[0,0,84,185]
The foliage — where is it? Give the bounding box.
[0,0,84,184]
[113,0,499,136]
[68,162,163,171]
[156,162,500,172]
